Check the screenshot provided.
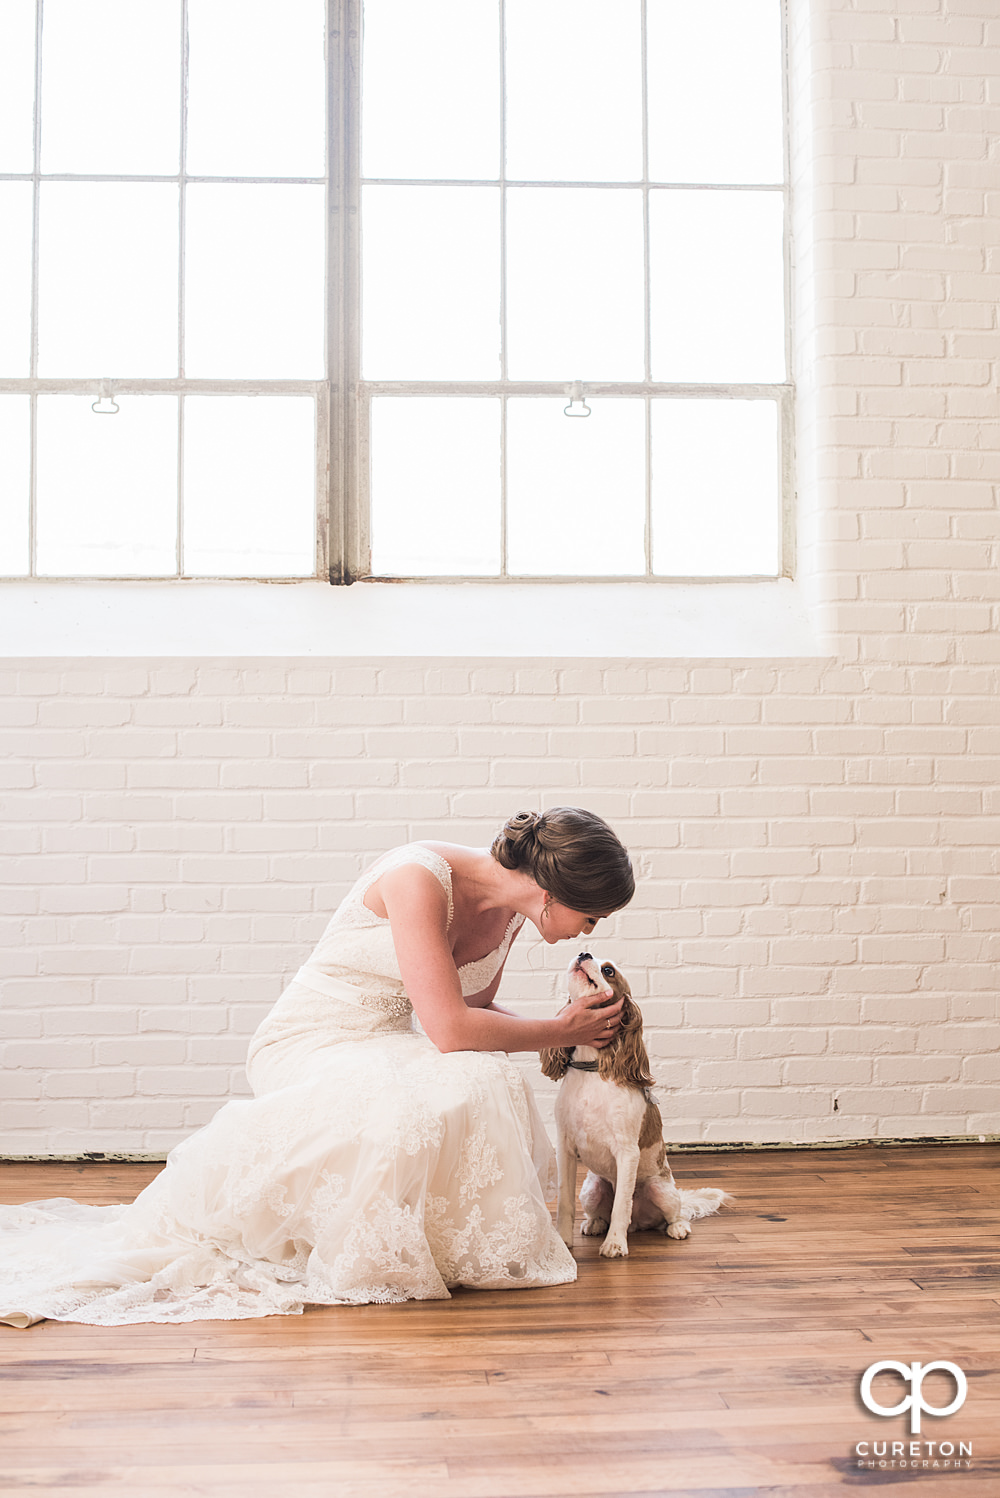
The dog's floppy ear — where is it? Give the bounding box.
[540,1047,573,1081]
[598,996,655,1089]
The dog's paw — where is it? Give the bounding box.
[666,1219,692,1240]
[581,1216,609,1237]
[599,1233,629,1258]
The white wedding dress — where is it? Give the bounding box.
[0,845,576,1327]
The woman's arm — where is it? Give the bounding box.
[464,971,540,1031]
[379,865,622,1054]
[465,958,618,1044]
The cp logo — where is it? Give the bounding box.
[860,1361,967,1435]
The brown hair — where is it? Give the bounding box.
[491,807,635,916]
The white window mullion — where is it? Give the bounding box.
[176,0,189,576]
[499,0,509,577]
[641,0,652,577]
[328,0,363,583]
[28,0,42,577]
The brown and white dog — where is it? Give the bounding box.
[540,953,729,1258]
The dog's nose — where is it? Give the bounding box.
[577,951,592,963]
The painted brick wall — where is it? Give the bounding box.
[2,654,997,1155]
[2,0,999,1154]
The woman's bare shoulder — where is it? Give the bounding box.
[417,841,489,876]
[363,851,452,922]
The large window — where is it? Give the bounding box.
[0,0,326,579]
[0,0,790,584]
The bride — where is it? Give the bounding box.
[0,807,634,1326]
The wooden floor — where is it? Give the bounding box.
[0,1146,997,1498]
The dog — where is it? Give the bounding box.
[540,953,729,1258]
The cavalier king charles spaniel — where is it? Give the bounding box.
[540,953,729,1258]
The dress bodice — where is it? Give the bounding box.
[291,844,524,1015]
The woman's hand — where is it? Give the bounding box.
[556,986,624,1049]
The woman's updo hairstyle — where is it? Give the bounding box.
[491,807,635,915]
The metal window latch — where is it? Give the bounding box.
[92,382,119,415]
[563,380,591,418]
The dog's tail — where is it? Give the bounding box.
[678,1187,732,1219]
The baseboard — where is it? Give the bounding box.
[665,1133,998,1152]
[0,1152,171,1163]
[1,1132,996,1164]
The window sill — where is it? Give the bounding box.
[1,578,824,659]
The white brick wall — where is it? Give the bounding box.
[1,0,998,1154]
[2,653,997,1154]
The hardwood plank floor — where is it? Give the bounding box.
[1,1146,997,1497]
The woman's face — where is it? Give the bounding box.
[538,898,607,945]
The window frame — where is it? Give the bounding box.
[334,0,795,587]
[0,0,793,586]
[0,0,330,582]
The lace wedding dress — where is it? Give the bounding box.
[0,846,576,1327]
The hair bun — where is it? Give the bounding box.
[490,805,635,916]
[493,810,540,869]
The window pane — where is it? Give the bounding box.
[40,0,180,175]
[650,190,785,382]
[370,398,500,576]
[184,184,325,378]
[362,186,500,379]
[0,183,32,376]
[648,0,784,185]
[0,397,31,575]
[362,0,499,181]
[183,397,315,577]
[507,398,645,576]
[36,396,178,576]
[187,0,325,177]
[505,0,641,182]
[37,183,179,377]
[0,0,36,173]
[506,188,644,380]
[651,400,779,576]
